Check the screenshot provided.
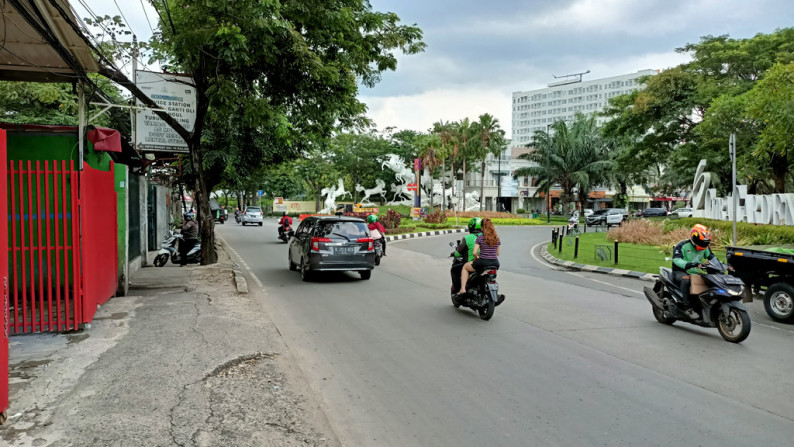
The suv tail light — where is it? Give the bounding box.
[311,237,331,251]
[357,237,374,251]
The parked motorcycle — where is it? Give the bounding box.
[278,225,294,243]
[449,241,503,320]
[154,231,201,267]
[643,257,751,343]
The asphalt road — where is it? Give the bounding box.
[219,220,794,446]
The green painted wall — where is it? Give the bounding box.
[114,164,128,290]
[6,131,112,171]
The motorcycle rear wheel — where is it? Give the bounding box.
[478,299,495,321]
[717,308,751,343]
[652,307,676,325]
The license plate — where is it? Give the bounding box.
[334,247,355,255]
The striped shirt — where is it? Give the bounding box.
[475,235,500,259]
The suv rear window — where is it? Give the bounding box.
[246,207,261,212]
[315,221,369,239]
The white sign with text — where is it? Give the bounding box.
[692,159,794,225]
[135,70,196,153]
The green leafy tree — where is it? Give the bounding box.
[99,0,425,264]
[746,62,794,192]
[514,114,613,212]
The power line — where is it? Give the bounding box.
[139,0,155,34]
[112,0,136,38]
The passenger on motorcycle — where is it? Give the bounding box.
[457,218,501,298]
[672,224,716,319]
[367,214,387,256]
[451,218,483,295]
[278,212,293,237]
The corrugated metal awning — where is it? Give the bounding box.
[0,0,99,82]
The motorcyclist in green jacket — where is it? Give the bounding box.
[451,218,482,295]
[672,224,715,319]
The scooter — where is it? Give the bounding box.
[643,257,751,343]
[373,238,384,265]
[278,225,294,243]
[154,231,201,267]
[449,241,504,321]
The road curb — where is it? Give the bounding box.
[540,243,657,282]
[216,235,250,294]
[385,228,466,241]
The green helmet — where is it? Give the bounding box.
[467,217,482,233]
[367,214,379,224]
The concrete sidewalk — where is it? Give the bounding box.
[1,249,338,446]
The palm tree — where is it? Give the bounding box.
[418,133,443,210]
[471,113,506,211]
[453,118,474,211]
[513,113,613,213]
[432,120,457,209]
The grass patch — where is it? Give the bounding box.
[549,232,726,275]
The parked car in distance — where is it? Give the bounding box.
[604,208,625,228]
[674,207,693,218]
[242,206,264,226]
[288,216,375,281]
[585,209,608,226]
[583,209,594,217]
[638,207,668,218]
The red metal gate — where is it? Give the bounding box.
[7,159,81,333]
[1,128,9,420]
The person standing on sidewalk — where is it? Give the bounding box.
[180,212,199,266]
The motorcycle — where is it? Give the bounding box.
[373,238,384,266]
[278,225,294,243]
[643,257,751,343]
[153,231,201,267]
[449,241,504,320]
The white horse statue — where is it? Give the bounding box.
[320,178,352,213]
[354,179,387,206]
[464,190,481,211]
[380,154,414,185]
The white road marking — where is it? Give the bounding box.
[567,271,644,295]
[530,241,642,295]
[217,235,265,289]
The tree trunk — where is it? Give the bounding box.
[771,152,788,193]
[479,160,485,211]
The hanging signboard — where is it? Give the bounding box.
[134,70,196,153]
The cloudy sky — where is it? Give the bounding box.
[76,0,793,135]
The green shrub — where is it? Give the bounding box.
[516,208,526,214]
[664,217,794,246]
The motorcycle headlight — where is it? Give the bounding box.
[728,287,742,296]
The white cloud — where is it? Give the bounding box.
[361,88,513,135]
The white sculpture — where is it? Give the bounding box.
[381,154,414,184]
[320,178,351,214]
[378,153,480,210]
[354,179,387,206]
[388,182,413,205]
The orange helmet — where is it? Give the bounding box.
[690,224,711,251]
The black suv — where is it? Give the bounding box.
[639,207,668,218]
[288,216,376,281]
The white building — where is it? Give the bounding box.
[496,70,659,213]
[511,69,658,145]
